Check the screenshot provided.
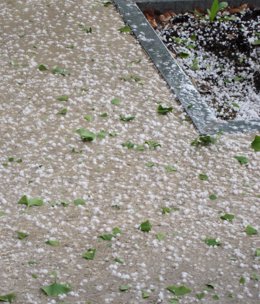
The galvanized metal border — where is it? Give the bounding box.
[112,0,260,134]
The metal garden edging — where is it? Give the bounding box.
[112,0,260,134]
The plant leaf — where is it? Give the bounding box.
[82,248,96,260]
[0,293,16,303]
[204,238,221,246]
[57,108,67,115]
[220,213,234,222]
[209,194,217,200]
[45,240,60,246]
[76,128,95,142]
[119,285,129,291]
[166,285,191,296]
[84,114,93,122]
[139,220,152,232]
[41,282,71,297]
[17,231,29,240]
[57,95,69,102]
[255,248,260,257]
[165,165,177,173]
[251,135,260,152]
[157,104,173,115]
[38,64,48,71]
[142,290,150,299]
[99,233,114,241]
[156,232,166,241]
[199,174,208,181]
[191,135,216,147]
[111,98,121,105]
[118,26,131,33]
[51,66,70,76]
[234,156,248,165]
[73,198,86,206]
[120,115,135,122]
[209,0,219,21]
[112,227,121,235]
[145,140,161,150]
[18,195,43,207]
[245,225,258,236]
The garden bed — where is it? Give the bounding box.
[144,2,260,121]
[113,0,260,134]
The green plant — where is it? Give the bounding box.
[208,0,228,22]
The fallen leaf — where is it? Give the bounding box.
[41,282,71,297]
[166,285,191,296]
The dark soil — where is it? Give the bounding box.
[145,5,260,120]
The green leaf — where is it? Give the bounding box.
[165,165,177,173]
[196,292,205,299]
[145,140,161,150]
[169,299,179,304]
[100,112,108,117]
[73,198,86,206]
[78,24,92,33]
[97,131,107,139]
[45,240,60,246]
[234,156,248,165]
[191,57,199,70]
[0,293,16,303]
[103,0,112,7]
[57,108,67,115]
[255,248,260,257]
[118,25,131,33]
[119,285,129,291]
[157,104,173,115]
[99,233,114,241]
[82,248,96,260]
[156,232,166,241]
[32,273,38,279]
[209,194,217,200]
[178,52,189,59]
[252,39,260,46]
[140,220,152,232]
[51,66,70,76]
[218,2,228,10]
[120,115,135,122]
[38,64,48,71]
[84,114,93,122]
[209,0,219,21]
[166,285,191,296]
[0,211,6,217]
[204,238,221,246]
[251,273,259,281]
[220,213,234,222]
[17,231,29,240]
[212,294,220,300]
[142,290,150,299]
[239,277,245,285]
[162,207,171,214]
[57,95,69,102]
[145,162,155,168]
[41,282,71,297]
[18,195,43,207]
[114,257,124,264]
[251,135,260,152]
[122,141,135,149]
[199,174,208,181]
[191,135,216,147]
[135,144,145,151]
[76,128,95,142]
[112,227,121,235]
[245,225,258,236]
[111,98,121,105]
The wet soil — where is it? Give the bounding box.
[145,5,260,120]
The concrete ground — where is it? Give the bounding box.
[0,0,259,303]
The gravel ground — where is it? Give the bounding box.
[0,1,259,304]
